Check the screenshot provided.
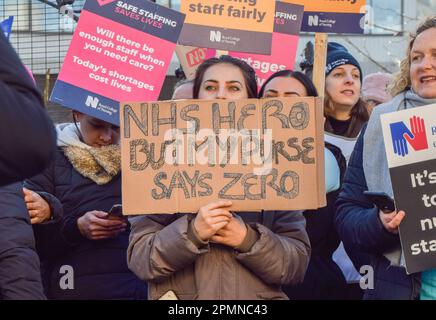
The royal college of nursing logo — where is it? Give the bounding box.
[209,30,222,43]
[85,95,99,109]
[389,116,429,157]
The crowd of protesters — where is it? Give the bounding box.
[0,15,435,300]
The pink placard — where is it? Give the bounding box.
[229,33,299,89]
[58,10,175,102]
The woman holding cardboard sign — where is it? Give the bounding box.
[128,55,310,300]
[259,70,350,300]
[23,112,148,299]
[335,16,436,299]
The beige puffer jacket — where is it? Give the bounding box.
[127,211,310,300]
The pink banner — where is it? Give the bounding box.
[229,32,299,89]
[51,0,185,124]
[58,10,175,102]
[227,1,303,90]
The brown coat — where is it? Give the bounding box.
[127,211,310,300]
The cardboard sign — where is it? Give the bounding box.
[381,103,436,274]
[175,45,216,80]
[179,0,275,54]
[50,0,185,125]
[121,97,326,215]
[228,2,303,89]
[285,0,366,34]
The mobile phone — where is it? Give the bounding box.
[363,191,395,213]
[108,204,123,218]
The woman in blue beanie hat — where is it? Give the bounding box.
[324,42,369,139]
[324,43,371,300]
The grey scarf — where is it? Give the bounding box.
[363,90,436,266]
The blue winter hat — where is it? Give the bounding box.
[325,42,362,81]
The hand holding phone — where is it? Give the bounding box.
[108,204,124,220]
[363,191,396,213]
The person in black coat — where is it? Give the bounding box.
[283,142,348,299]
[259,70,349,299]
[0,32,55,186]
[0,32,55,299]
[24,112,148,299]
[0,183,46,299]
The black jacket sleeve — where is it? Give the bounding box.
[335,125,400,255]
[0,182,46,299]
[23,156,71,261]
[0,32,56,186]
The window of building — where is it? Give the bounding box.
[365,0,403,35]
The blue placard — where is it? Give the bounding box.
[301,12,365,34]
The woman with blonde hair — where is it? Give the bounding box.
[335,16,436,300]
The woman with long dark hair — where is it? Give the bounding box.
[259,70,348,299]
[127,56,310,300]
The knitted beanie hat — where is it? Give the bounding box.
[325,42,362,82]
[361,72,393,103]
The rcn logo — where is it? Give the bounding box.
[390,116,428,157]
[210,30,222,43]
[308,15,319,27]
[85,95,99,109]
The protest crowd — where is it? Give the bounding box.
[0,0,436,301]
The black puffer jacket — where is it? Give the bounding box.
[0,182,45,299]
[0,32,55,186]
[25,147,148,300]
[284,142,348,299]
[335,124,419,300]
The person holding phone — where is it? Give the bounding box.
[363,191,396,213]
[23,112,148,299]
[335,16,436,300]
[258,70,349,300]
[127,56,311,300]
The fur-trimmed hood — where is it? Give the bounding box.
[56,123,120,185]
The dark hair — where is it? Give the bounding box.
[324,95,369,138]
[193,55,257,99]
[175,66,186,80]
[299,41,314,79]
[258,70,318,98]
